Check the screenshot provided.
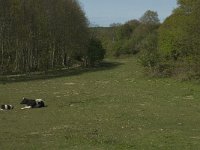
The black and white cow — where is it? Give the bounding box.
[20,97,45,109]
[0,104,14,110]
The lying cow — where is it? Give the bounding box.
[0,104,14,110]
[20,97,45,109]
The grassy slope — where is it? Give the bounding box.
[0,57,200,150]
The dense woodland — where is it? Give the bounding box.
[0,0,105,74]
[93,0,200,80]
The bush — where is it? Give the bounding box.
[139,52,160,68]
[87,38,106,66]
[139,32,159,68]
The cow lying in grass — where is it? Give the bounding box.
[20,97,45,109]
[0,104,14,110]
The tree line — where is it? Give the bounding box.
[93,0,200,80]
[156,0,200,79]
[91,10,160,57]
[0,0,105,75]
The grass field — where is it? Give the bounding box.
[1,57,200,149]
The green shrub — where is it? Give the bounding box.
[87,38,106,66]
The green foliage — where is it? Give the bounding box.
[157,0,200,79]
[139,32,160,68]
[91,12,160,57]
[158,13,189,59]
[90,20,140,57]
[90,27,116,57]
[116,23,133,40]
[87,37,106,66]
[0,0,89,74]
[125,11,161,69]
[139,10,160,25]
[110,14,160,57]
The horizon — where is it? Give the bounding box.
[79,0,178,27]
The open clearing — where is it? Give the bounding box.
[0,57,200,149]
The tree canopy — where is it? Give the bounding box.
[140,10,160,25]
[0,0,90,74]
[158,0,200,59]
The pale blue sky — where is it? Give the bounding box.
[78,0,178,27]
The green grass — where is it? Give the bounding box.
[1,57,200,149]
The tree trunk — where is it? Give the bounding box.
[1,43,3,67]
[0,43,4,74]
[62,51,67,67]
[51,43,55,68]
[14,39,21,72]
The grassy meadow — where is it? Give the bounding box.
[0,57,200,149]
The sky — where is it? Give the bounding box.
[78,0,178,27]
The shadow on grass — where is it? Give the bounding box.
[0,61,123,84]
